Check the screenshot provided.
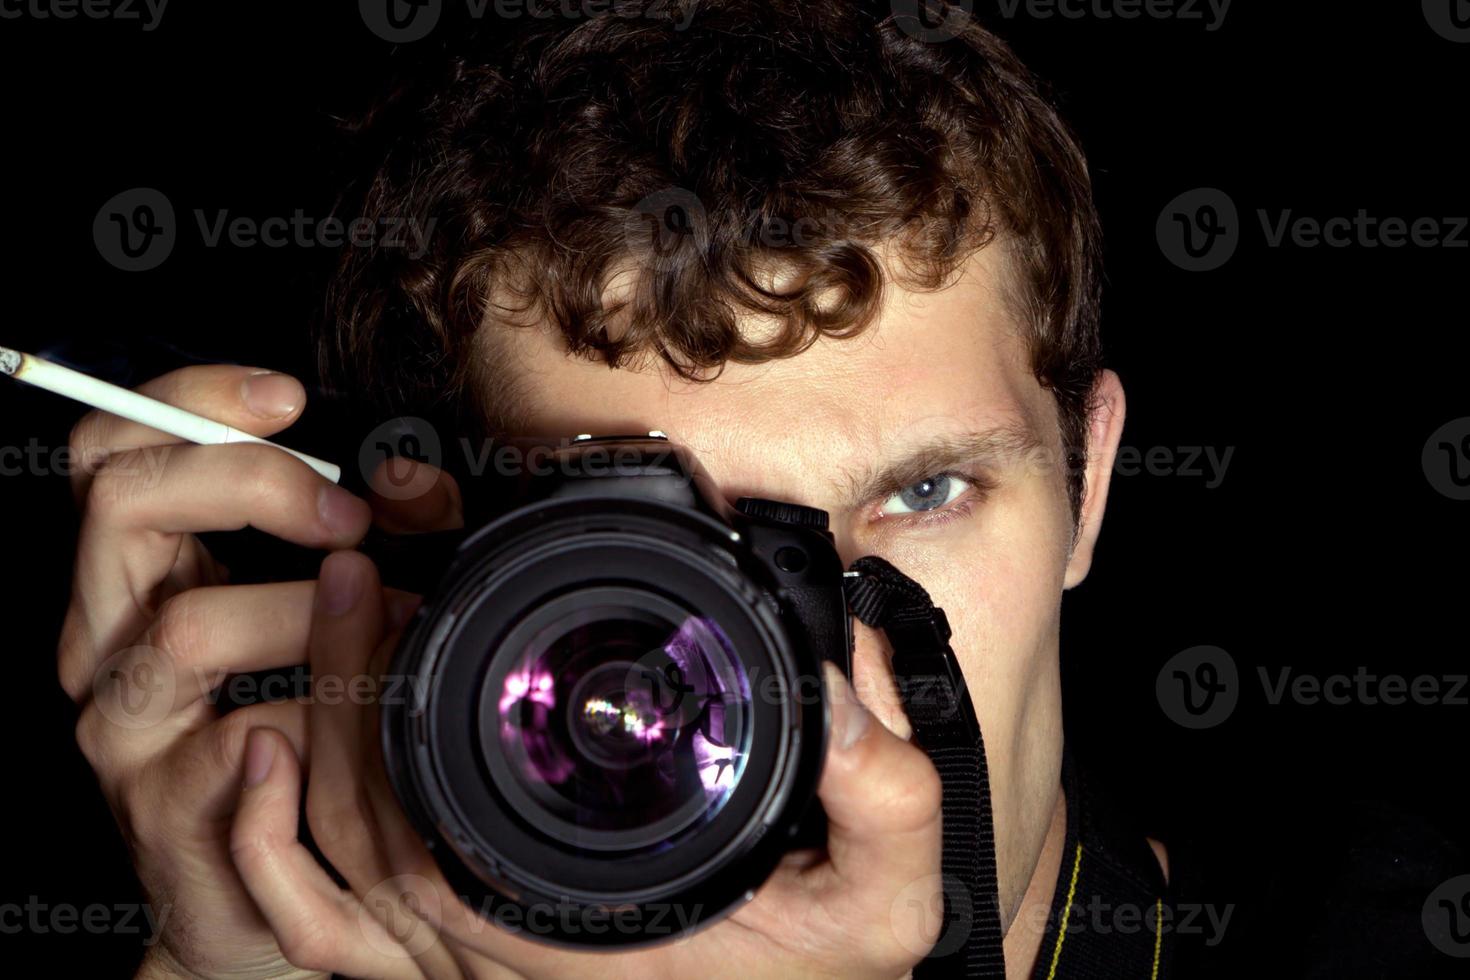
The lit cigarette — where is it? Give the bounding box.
[0,346,341,483]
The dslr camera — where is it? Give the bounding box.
[379,433,853,947]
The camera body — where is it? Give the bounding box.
[380,435,852,947]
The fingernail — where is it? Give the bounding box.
[318,553,365,617]
[825,663,872,751]
[318,484,368,539]
[243,730,275,788]
[242,371,304,419]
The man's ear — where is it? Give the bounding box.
[1063,369,1126,589]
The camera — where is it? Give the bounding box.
[379,434,853,947]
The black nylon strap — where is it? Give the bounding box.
[844,556,1006,978]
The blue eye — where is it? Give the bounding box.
[880,474,970,516]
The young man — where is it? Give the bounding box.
[60,3,1168,976]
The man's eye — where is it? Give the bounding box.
[879,474,971,516]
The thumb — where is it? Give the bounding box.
[816,662,944,950]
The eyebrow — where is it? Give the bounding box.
[837,420,1048,510]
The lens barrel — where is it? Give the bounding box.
[381,445,841,947]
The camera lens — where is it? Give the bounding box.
[381,493,832,947]
[486,593,750,852]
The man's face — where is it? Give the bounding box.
[488,245,1123,923]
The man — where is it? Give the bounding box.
[59,3,1168,976]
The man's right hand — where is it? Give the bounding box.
[56,364,375,979]
[228,548,947,980]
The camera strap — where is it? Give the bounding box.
[844,555,1006,978]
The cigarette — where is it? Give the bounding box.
[0,346,341,483]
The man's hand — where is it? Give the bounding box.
[229,546,945,980]
[57,365,373,979]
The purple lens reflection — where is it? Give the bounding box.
[493,607,750,850]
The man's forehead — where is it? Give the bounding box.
[486,247,1049,494]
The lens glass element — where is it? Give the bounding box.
[491,599,751,851]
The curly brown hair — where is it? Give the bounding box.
[320,0,1103,521]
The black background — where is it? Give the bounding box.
[1,2,1465,976]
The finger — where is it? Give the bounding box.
[73,689,302,806]
[69,365,309,505]
[151,700,310,824]
[304,551,396,894]
[755,663,943,958]
[302,555,469,978]
[61,580,316,706]
[230,727,425,980]
[82,441,368,543]
[368,458,465,534]
[849,621,914,741]
[71,442,370,656]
